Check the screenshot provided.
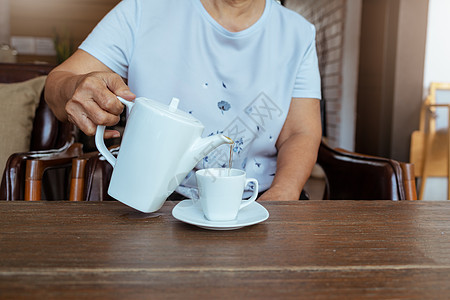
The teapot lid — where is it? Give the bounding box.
[139,97,203,127]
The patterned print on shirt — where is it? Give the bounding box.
[244,92,283,133]
[218,100,231,114]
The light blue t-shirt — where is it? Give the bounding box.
[80,0,321,196]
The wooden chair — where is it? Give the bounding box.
[24,143,83,201]
[69,147,118,201]
[0,63,79,200]
[317,140,417,200]
[71,141,417,202]
[410,82,450,200]
[69,151,98,201]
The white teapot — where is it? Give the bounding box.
[95,96,232,213]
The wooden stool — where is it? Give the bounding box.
[410,83,450,200]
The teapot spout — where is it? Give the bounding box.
[190,134,233,166]
[165,134,233,198]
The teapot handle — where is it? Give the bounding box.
[95,96,134,167]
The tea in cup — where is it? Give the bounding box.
[195,168,259,221]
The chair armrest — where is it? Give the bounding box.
[400,163,418,201]
[317,140,417,200]
[24,143,83,201]
[69,151,101,201]
[1,152,29,200]
[0,142,82,200]
[69,145,119,202]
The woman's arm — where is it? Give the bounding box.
[258,98,322,200]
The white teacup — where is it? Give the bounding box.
[195,168,259,221]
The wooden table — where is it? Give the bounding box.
[1,201,449,299]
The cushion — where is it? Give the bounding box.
[0,76,46,175]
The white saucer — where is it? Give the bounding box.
[172,200,269,230]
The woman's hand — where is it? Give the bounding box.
[65,71,135,138]
[45,49,135,139]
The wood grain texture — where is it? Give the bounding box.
[1,201,449,299]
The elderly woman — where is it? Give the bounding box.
[44,0,322,200]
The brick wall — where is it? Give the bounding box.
[284,0,347,147]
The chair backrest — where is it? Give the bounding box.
[0,63,75,150]
[317,141,417,200]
